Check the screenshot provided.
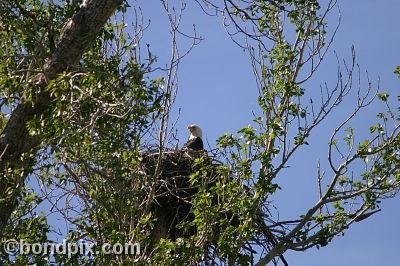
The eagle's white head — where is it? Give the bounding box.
[188,124,203,140]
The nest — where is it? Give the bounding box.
[139,149,220,242]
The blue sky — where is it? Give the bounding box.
[137,1,400,265]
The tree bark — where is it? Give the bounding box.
[0,0,122,233]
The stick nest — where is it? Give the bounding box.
[138,149,223,242]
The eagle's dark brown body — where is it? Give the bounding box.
[183,136,203,151]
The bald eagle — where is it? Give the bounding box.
[183,124,204,151]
